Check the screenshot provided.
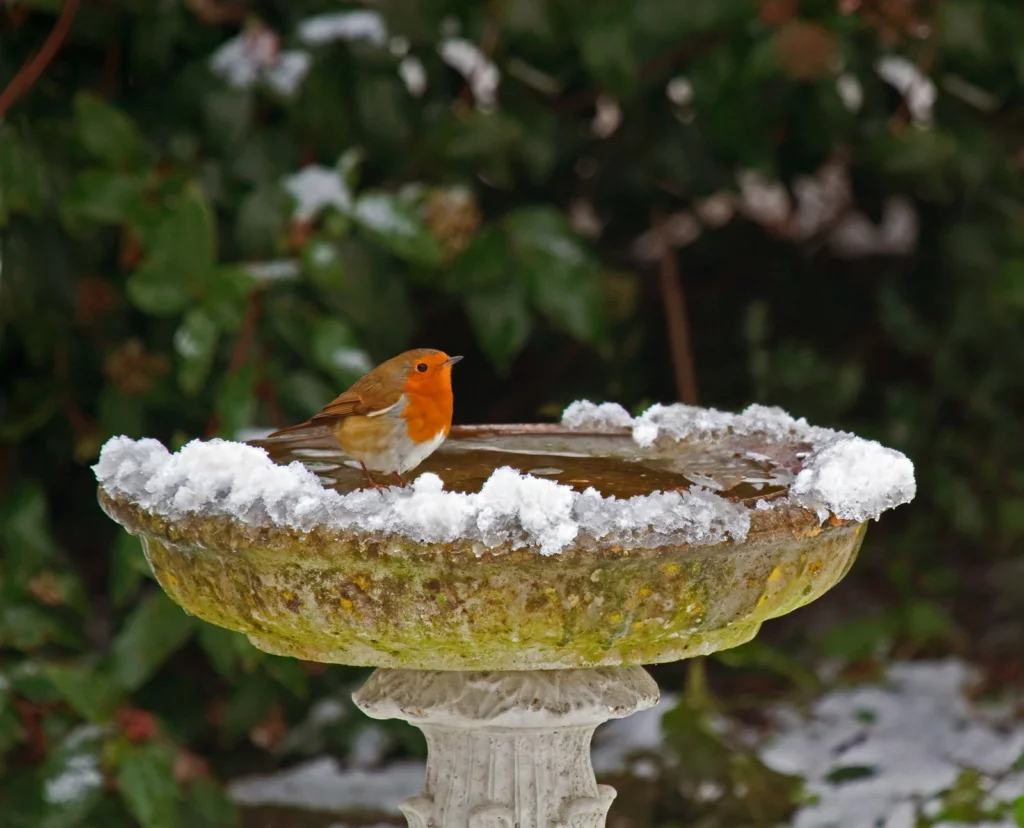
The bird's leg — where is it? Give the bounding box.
[359,462,387,498]
[391,472,408,488]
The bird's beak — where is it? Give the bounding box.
[444,355,464,367]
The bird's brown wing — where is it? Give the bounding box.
[261,373,403,439]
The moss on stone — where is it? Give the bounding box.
[99,488,865,670]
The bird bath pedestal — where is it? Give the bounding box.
[94,403,914,828]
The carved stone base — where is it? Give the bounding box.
[353,667,659,828]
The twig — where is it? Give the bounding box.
[0,0,82,118]
[227,292,262,375]
[654,211,699,404]
[185,0,247,25]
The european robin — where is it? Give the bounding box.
[260,349,462,492]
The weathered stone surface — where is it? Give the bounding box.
[97,486,863,670]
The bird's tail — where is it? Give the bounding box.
[247,422,342,466]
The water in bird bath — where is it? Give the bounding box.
[261,424,794,503]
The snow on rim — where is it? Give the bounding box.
[93,435,750,556]
[93,401,912,556]
[562,400,916,523]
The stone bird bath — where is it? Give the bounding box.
[94,401,915,828]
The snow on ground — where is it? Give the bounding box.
[227,757,423,815]
[227,662,1024,826]
[760,660,1024,828]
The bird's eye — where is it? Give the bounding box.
[416,362,428,373]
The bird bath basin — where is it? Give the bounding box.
[94,401,915,828]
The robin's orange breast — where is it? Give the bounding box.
[332,392,451,474]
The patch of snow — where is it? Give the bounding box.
[332,348,373,375]
[592,692,678,775]
[439,39,500,108]
[353,192,419,238]
[227,756,423,815]
[43,726,109,806]
[265,51,313,97]
[562,400,915,523]
[211,33,271,89]
[569,200,603,239]
[243,259,301,282]
[631,211,702,261]
[94,434,752,554]
[398,56,428,97]
[761,660,1024,828]
[629,402,833,447]
[876,56,936,124]
[277,697,348,756]
[829,196,919,258]
[836,73,864,112]
[666,76,694,107]
[350,725,390,767]
[298,12,388,47]
[560,400,633,431]
[210,30,310,99]
[694,192,736,228]
[284,166,352,221]
[738,170,792,228]
[574,486,749,549]
[45,754,102,805]
[791,436,917,522]
[592,94,622,139]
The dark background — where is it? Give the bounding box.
[2,0,1023,825]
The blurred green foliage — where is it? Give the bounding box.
[3,0,1024,824]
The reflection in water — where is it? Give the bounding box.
[256,425,805,504]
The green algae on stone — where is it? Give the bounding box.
[98,486,865,670]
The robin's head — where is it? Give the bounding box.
[393,349,462,395]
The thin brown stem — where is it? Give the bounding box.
[0,0,82,118]
[185,0,247,25]
[654,211,699,405]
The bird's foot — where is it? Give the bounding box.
[392,472,408,488]
[360,464,388,498]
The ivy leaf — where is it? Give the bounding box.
[181,778,237,828]
[127,184,217,316]
[112,591,197,692]
[336,147,365,193]
[0,124,49,221]
[116,742,182,828]
[74,92,141,167]
[213,364,257,439]
[353,191,445,267]
[126,261,194,316]
[464,284,532,374]
[577,14,638,98]
[0,484,56,579]
[504,206,607,346]
[174,309,220,396]
[446,226,510,293]
[46,662,122,721]
[311,317,372,387]
[61,170,148,227]
[197,624,263,679]
[234,183,289,258]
